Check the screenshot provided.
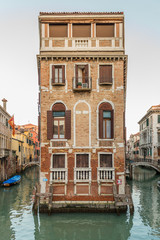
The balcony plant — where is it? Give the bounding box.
[77,82,82,89]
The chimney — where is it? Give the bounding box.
[2,98,7,111]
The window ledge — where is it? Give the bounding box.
[51,139,67,142]
[98,139,114,141]
[99,83,112,85]
[52,83,65,86]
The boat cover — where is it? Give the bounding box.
[3,175,21,185]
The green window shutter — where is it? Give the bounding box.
[158,115,160,123]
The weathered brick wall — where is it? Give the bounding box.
[39,58,125,199]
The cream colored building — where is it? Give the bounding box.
[0,99,15,181]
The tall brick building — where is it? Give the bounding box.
[37,12,128,210]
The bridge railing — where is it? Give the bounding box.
[131,158,160,166]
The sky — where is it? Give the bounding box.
[0,0,160,139]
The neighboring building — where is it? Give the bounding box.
[21,124,40,161]
[0,99,16,182]
[12,126,36,170]
[126,133,140,160]
[138,105,160,161]
[38,12,128,210]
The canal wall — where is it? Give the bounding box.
[32,183,133,215]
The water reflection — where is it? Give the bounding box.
[35,213,133,240]
[0,166,160,240]
[129,167,160,240]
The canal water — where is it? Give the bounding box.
[0,166,160,240]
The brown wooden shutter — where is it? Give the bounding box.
[99,109,103,139]
[52,103,65,111]
[76,154,89,168]
[65,110,71,139]
[52,65,55,84]
[75,65,78,87]
[96,24,114,37]
[106,65,112,83]
[47,110,53,140]
[49,24,68,37]
[53,155,65,168]
[73,24,91,37]
[62,65,65,84]
[99,65,112,83]
[111,110,114,139]
[38,115,40,142]
[85,64,89,83]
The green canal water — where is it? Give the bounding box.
[0,166,160,240]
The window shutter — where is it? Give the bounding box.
[85,64,89,83]
[75,65,78,86]
[47,110,53,140]
[52,65,55,84]
[99,65,112,83]
[99,109,103,138]
[111,110,114,139]
[65,110,71,139]
[38,115,40,141]
[62,65,65,84]
[106,65,112,83]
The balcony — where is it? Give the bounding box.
[74,168,91,183]
[41,37,124,52]
[72,77,92,92]
[51,168,68,183]
[97,168,115,182]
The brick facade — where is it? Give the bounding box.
[38,12,127,206]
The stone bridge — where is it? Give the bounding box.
[22,161,40,171]
[126,159,160,179]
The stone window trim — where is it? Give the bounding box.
[97,152,115,183]
[98,152,114,168]
[98,63,114,86]
[98,102,114,140]
[74,152,91,183]
[74,152,91,168]
[47,102,71,140]
[97,100,114,141]
[50,153,68,184]
[50,63,67,88]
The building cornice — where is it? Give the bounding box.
[138,109,160,124]
[0,105,11,118]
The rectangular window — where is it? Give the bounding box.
[53,154,65,168]
[76,154,89,168]
[52,65,65,85]
[96,24,114,37]
[6,119,8,127]
[72,24,91,37]
[158,115,160,123]
[158,133,160,143]
[103,111,111,139]
[100,154,112,168]
[49,24,68,37]
[99,65,112,84]
[53,111,65,139]
[19,145,21,152]
[146,118,149,126]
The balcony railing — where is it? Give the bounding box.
[51,168,68,183]
[74,168,91,183]
[41,37,123,51]
[72,77,92,91]
[97,168,115,182]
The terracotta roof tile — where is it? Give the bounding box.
[40,12,124,16]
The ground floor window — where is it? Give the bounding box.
[76,154,89,168]
[53,154,65,168]
[100,154,112,168]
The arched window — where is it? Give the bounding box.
[47,103,71,140]
[99,102,114,139]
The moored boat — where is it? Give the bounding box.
[2,175,21,187]
[157,181,160,189]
